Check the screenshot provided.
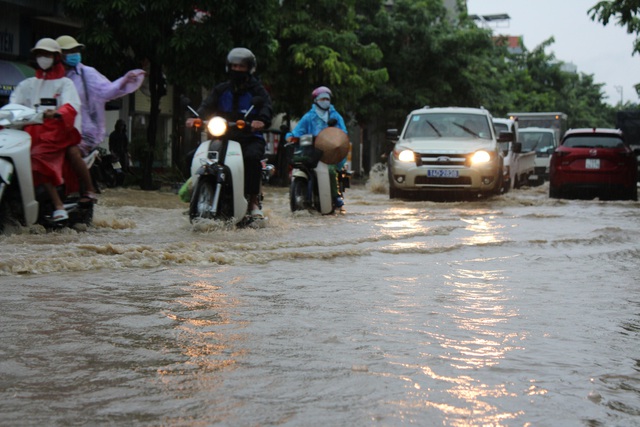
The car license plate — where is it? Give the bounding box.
[585,158,600,169]
[427,169,459,178]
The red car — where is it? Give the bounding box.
[549,128,639,200]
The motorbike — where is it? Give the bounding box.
[0,104,93,232]
[288,125,351,215]
[187,97,272,227]
[89,147,126,190]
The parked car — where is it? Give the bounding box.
[518,127,558,184]
[387,107,506,199]
[549,128,639,200]
[493,118,536,191]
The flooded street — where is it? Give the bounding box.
[1,170,639,426]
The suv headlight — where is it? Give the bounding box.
[470,150,491,165]
[395,148,415,163]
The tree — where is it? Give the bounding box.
[500,37,614,127]
[267,0,388,121]
[356,1,510,127]
[62,0,278,189]
[590,1,640,98]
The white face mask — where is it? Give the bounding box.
[316,100,331,110]
[36,56,54,70]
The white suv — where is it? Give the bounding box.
[387,107,505,198]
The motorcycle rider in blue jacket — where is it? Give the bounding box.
[287,86,348,211]
[186,47,273,218]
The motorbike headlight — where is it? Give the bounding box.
[396,149,415,163]
[299,134,313,147]
[207,117,228,137]
[470,150,491,164]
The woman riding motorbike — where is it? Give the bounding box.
[286,86,348,212]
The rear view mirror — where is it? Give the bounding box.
[251,96,264,109]
[498,131,514,143]
[386,129,399,140]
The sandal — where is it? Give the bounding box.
[79,192,98,204]
[250,209,264,219]
[52,209,68,222]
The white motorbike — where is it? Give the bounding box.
[0,104,93,232]
[187,97,271,227]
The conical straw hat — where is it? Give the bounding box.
[315,127,350,164]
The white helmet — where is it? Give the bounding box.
[56,35,85,51]
[31,38,61,53]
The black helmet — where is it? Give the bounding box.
[226,47,256,74]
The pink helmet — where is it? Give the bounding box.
[312,86,332,99]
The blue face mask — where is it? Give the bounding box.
[316,100,331,110]
[64,53,82,67]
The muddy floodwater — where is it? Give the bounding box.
[1,170,639,426]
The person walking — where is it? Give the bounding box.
[109,119,130,174]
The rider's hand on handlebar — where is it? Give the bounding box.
[43,109,58,119]
[250,120,265,132]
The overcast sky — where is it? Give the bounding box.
[467,0,640,107]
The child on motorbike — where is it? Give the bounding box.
[10,38,82,222]
[185,47,273,219]
[286,86,348,212]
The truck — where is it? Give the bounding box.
[615,110,640,181]
[492,118,536,191]
[507,112,568,145]
[507,112,568,183]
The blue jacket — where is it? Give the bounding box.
[290,104,348,138]
[288,105,348,168]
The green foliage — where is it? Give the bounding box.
[266,0,388,120]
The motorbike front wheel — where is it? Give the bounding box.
[190,176,216,221]
[290,177,308,212]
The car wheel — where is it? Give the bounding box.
[389,184,400,199]
[388,163,400,199]
[623,185,638,201]
[493,171,504,196]
[549,183,561,198]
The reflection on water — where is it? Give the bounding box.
[416,263,524,425]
